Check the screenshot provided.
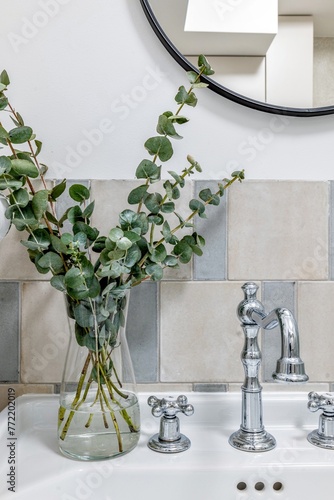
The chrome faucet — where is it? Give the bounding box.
[229,282,309,452]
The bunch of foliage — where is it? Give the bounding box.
[0,56,243,310]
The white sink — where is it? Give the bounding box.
[0,391,332,499]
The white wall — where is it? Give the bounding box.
[1,0,334,181]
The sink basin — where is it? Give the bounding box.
[0,391,332,499]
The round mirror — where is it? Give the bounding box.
[140,0,334,117]
[0,194,11,241]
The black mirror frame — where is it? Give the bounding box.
[140,0,334,117]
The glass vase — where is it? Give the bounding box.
[58,290,140,461]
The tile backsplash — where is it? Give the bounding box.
[0,179,333,409]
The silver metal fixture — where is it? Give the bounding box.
[147,395,194,453]
[307,392,334,449]
[229,282,309,453]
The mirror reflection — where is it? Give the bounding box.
[148,0,334,111]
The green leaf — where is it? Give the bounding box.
[198,54,215,76]
[38,252,64,273]
[50,275,66,292]
[10,204,38,231]
[9,188,29,207]
[64,267,85,288]
[168,171,185,188]
[20,228,50,252]
[147,213,164,225]
[127,184,148,205]
[73,303,94,328]
[0,70,10,86]
[187,155,202,172]
[161,202,175,213]
[50,234,69,254]
[135,160,161,182]
[145,263,163,281]
[144,192,162,214]
[67,205,83,224]
[8,126,33,144]
[144,136,173,162]
[117,237,132,250]
[175,86,198,107]
[50,180,66,201]
[149,244,167,263]
[124,229,141,243]
[124,244,141,267]
[73,221,99,242]
[199,188,212,202]
[35,140,42,157]
[163,255,179,267]
[167,115,189,125]
[69,184,90,203]
[119,209,137,228]
[11,159,39,178]
[187,71,198,84]
[82,200,95,220]
[0,97,8,111]
[173,240,193,264]
[0,176,23,191]
[0,125,8,140]
[156,114,182,139]
[189,198,205,215]
[109,227,124,242]
[32,190,48,220]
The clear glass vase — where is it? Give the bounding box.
[58,291,140,461]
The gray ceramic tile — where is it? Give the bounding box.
[160,281,246,383]
[261,281,295,381]
[193,383,228,392]
[0,283,19,382]
[228,181,328,280]
[127,282,158,383]
[330,181,334,280]
[194,180,227,280]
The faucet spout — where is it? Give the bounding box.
[272,307,309,383]
[249,306,308,383]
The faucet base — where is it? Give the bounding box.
[229,428,276,453]
[307,430,334,450]
[148,433,191,453]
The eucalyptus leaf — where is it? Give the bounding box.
[10,188,29,207]
[11,159,39,178]
[8,126,33,144]
[135,160,161,182]
[145,263,163,281]
[144,192,162,214]
[127,184,148,205]
[0,156,11,174]
[144,136,173,162]
[38,251,64,273]
[69,184,90,202]
[0,97,8,111]
[50,275,66,292]
[51,180,66,201]
[156,114,182,139]
[0,70,10,86]
[32,190,48,220]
